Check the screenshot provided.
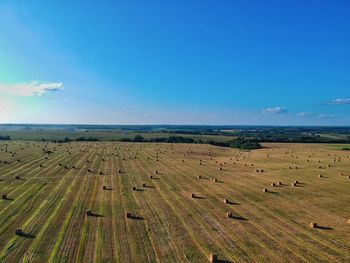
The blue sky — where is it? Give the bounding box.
[0,0,349,125]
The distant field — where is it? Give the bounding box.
[2,130,235,143]
[318,133,350,140]
[326,144,350,150]
[0,141,349,262]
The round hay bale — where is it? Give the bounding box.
[291,182,296,187]
[213,178,218,182]
[132,186,136,191]
[309,222,317,228]
[2,194,7,200]
[224,198,229,204]
[143,183,146,187]
[190,193,195,198]
[149,175,153,179]
[126,212,131,218]
[271,183,275,187]
[226,212,232,218]
[209,254,218,263]
[263,188,267,193]
[15,229,23,236]
[319,174,322,178]
[198,175,202,179]
[277,181,282,186]
[86,209,92,216]
[103,186,107,190]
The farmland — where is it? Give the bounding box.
[0,141,349,262]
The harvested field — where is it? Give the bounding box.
[0,141,349,262]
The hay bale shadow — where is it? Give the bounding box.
[227,201,240,205]
[2,197,14,201]
[17,231,35,239]
[194,196,206,200]
[231,215,247,221]
[87,212,105,218]
[315,225,333,230]
[16,177,25,181]
[129,215,145,220]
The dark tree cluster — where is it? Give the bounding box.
[0,135,11,141]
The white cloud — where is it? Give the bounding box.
[297,112,334,119]
[316,114,334,119]
[298,112,314,117]
[326,98,350,105]
[262,107,287,114]
[0,81,63,96]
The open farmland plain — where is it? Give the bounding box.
[0,141,349,262]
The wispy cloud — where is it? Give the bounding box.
[297,112,334,119]
[325,98,350,105]
[297,112,313,117]
[262,107,287,114]
[316,114,334,119]
[0,81,63,96]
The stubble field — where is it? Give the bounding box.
[0,141,349,262]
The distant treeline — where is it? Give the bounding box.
[0,135,11,140]
[120,135,195,144]
[236,131,350,143]
[120,135,261,150]
[46,136,100,143]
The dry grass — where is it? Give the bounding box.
[0,141,348,262]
